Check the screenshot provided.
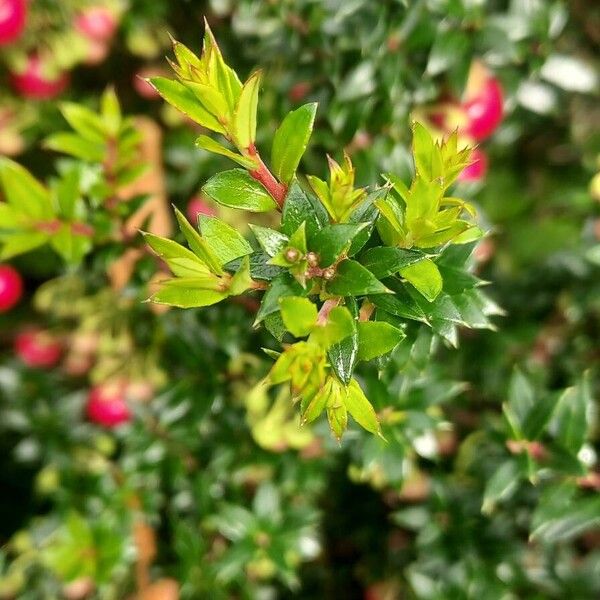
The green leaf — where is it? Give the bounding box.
[49,224,91,265]
[400,258,443,302]
[357,321,405,361]
[327,387,348,441]
[100,87,122,135]
[203,169,277,212]
[195,135,256,168]
[522,393,560,441]
[148,77,227,134]
[233,70,261,149]
[59,102,106,143]
[507,369,535,431]
[198,214,253,265]
[303,379,331,424]
[53,167,81,219]
[143,232,211,278]
[185,81,229,118]
[412,122,443,182]
[44,132,105,162]
[0,231,49,259]
[228,256,253,296]
[0,158,54,221]
[531,485,600,543]
[271,103,318,184]
[149,278,227,308]
[360,247,426,279]
[369,284,429,324]
[281,181,329,238]
[310,306,355,349]
[255,273,304,324]
[553,376,592,455]
[174,207,223,274]
[249,225,289,257]
[309,223,368,267]
[328,333,358,385]
[279,296,318,337]
[347,191,381,255]
[482,460,522,515]
[327,260,390,296]
[346,379,381,435]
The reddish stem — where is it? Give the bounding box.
[317,298,341,326]
[247,145,287,209]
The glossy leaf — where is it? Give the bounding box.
[357,321,405,361]
[327,260,389,296]
[281,181,329,238]
[203,169,277,212]
[308,223,368,267]
[328,333,358,385]
[271,103,318,184]
[400,258,443,302]
[198,214,253,265]
[360,247,426,279]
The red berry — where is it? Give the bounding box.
[15,329,63,368]
[288,81,312,103]
[0,264,23,312]
[11,54,70,100]
[86,383,131,428]
[74,7,118,42]
[0,0,27,46]
[459,147,488,182]
[186,196,217,224]
[462,61,503,141]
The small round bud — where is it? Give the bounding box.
[306,252,319,267]
[284,247,301,263]
[322,267,336,280]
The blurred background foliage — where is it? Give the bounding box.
[0,0,599,598]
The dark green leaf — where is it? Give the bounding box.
[309,223,368,267]
[482,460,522,514]
[249,225,289,257]
[281,181,329,238]
[328,333,358,385]
[255,273,304,324]
[360,247,426,279]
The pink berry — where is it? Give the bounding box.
[459,147,488,182]
[462,61,503,141]
[186,196,217,224]
[83,37,110,66]
[86,383,131,428]
[133,68,161,100]
[15,329,63,368]
[74,7,118,42]
[0,0,26,46]
[0,264,23,312]
[11,54,70,100]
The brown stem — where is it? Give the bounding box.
[247,145,287,208]
[359,300,375,322]
[317,298,341,326]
